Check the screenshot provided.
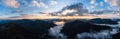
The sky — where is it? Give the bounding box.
[0,0,120,18]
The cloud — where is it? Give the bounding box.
[104,0,108,2]
[109,0,118,6]
[10,14,40,19]
[105,0,118,6]
[39,2,48,8]
[117,0,120,8]
[4,0,20,8]
[61,9,77,15]
[57,3,88,16]
[91,6,95,8]
[11,10,23,13]
[0,15,7,19]
[0,16,3,18]
[30,0,48,8]
[22,0,29,6]
[100,2,104,6]
[105,0,120,10]
[50,0,58,5]
[95,13,120,18]
[9,13,53,19]
[90,0,95,4]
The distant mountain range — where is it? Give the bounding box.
[0,18,119,39]
[0,19,56,39]
[61,20,112,39]
[88,18,118,25]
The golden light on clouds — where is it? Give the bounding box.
[9,15,99,20]
[61,9,77,15]
[4,0,19,8]
[54,21,65,25]
[8,12,120,20]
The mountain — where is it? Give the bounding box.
[0,19,14,24]
[61,20,111,39]
[0,19,56,39]
[112,18,120,22]
[88,18,118,25]
[112,32,120,39]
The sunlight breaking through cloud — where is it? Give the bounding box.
[61,9,77,15]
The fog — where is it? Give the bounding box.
[48,21,120,39]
